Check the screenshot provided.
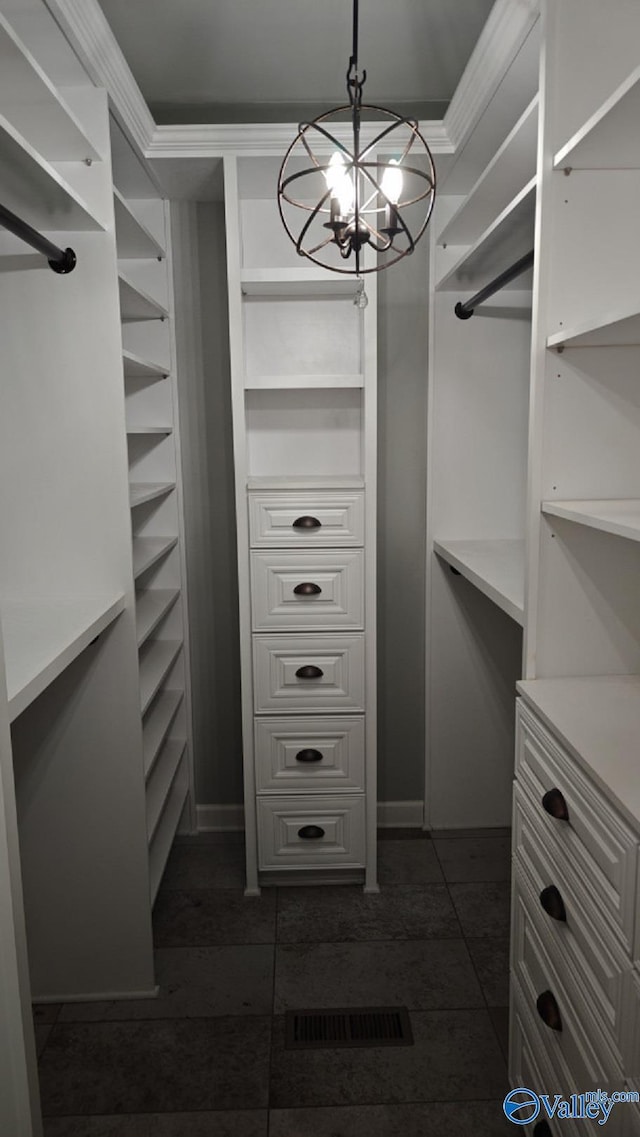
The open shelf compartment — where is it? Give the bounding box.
[542,499,640,542]
[434,538,525,625]
[554,64,640,170]
[436,177,536,293]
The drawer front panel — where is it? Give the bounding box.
[248,492,365,548]
[516,702,637,950]
[250,550,364,631]
[512,865,624,1091]
[257,794,366,868]
[253,634,365,713]
[254,715,365,792]
[514,783,628,1057]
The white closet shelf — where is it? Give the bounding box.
[241,268,361,296]
[542,499,640,542]
[122,349,168,379]
[146,737,187,842]
[129,482,175,508]
[517,675,640,828]
[127,426,173,436]
[245,374,364,390]
[132,536,179,579]
[3,593,125,722]
[113,188,166,259]
[435,177,536,292]
[143,689,183,779]
[439,96,539,248]
[0,13,100,163]
[139,639,182,715]
[554,64,640,170]
[149,757,189,905]
[433,538,525,625]
[246,474,366,491]
[547,304,640,349]
[118,272,169,322]
[0,113,106,234]
[135,589,180,648]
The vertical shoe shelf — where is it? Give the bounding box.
[224,156,378,894]
[113,162,194,903]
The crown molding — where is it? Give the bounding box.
[444,0,540,151]
[146,120,453,159]
[44,0,155,152]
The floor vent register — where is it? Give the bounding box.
[285,1007,414,1049]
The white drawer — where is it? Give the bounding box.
[257,794,366,869]
[248,491,365,548]
[254,715,365,792]
[253,634,365,713]
[513,782,629,1063]
[516,702,638,953]
[512,864,624,1092]
[250,549,364,631]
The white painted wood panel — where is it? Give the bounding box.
[250,549,364,631]
[245,388,363,478]
[253,634,365,714]
[254,715,365,793]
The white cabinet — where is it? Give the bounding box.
[224,155,377,892]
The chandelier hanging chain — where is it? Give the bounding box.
[276,0,436,274]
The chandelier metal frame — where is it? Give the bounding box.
[277,0,436,275]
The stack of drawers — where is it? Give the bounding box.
[510,698,640,1137]
[248,485,368,875]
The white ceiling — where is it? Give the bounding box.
[98,0,496,124]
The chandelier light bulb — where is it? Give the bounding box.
[380,159,403,205]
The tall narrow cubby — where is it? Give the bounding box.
[224,155,377,894]
[426,78,539,829]
[111,125,195,903]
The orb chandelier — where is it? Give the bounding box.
[277,0,436,276]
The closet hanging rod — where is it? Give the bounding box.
[0,202,76,274]
[454,249,533,320]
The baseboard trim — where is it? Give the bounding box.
[196,801,424,831]
[377,800,424,828]
[196,803,245,831]
[33,986,159,1004]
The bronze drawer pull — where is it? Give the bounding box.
[539,885,567,923]
[295,665,324,679]
[296,749,323,763]
[293,515,321,529]
[536,990,562,1032]
[294,582,322,596]
[298,825,325,840]
[542,787,569,822]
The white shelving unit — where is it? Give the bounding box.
[112,119,195,903]
[225,154,377,894]
[433,539,525,625]
[541,499,640,543]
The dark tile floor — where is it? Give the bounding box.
[36,829,513,1135]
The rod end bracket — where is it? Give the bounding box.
[49,247,77,274]
[455,301,473,320]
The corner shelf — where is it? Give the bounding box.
[439,97,538,248]
[139,639,182,715]
[122,349,168,379]
[554,64,640,170]
[0,12,100,164]
[146,737,187,841]
[113,188,166,259]
[542,499,640,542]
[245,373,364,390]
[143,689,183,779]
[132,536,179,579]
[129,482,175,508]
[241,268,361,296]
[433,538,525,625]
[435,177,536,293]
[118,272,169,322]
[3,594,125,722]
[135,589,180,648]
[517,675,640,828]
[547,304,640,349]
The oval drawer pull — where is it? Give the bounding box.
[536,990,562,1032]
[295,665,324,679]
[298,825,325,840]
[542,787,569,822]
[296,748,323,763]
[294,582,322,596]
[539,885,567,923]
[533,1123,553,1137]
[293,515,321,529]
